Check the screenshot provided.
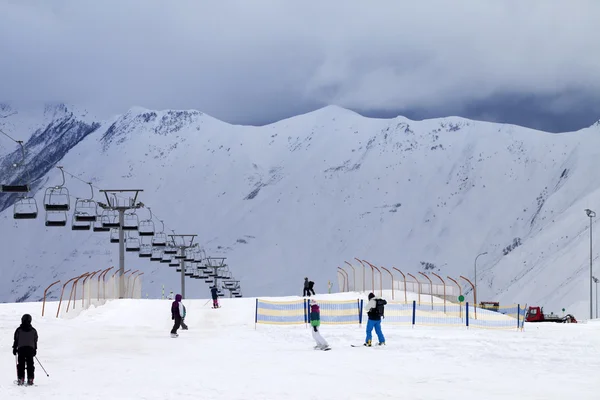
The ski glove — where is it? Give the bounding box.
[12,348,17,356]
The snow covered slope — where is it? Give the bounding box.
[0,297,599,399]
[1,104,600,320]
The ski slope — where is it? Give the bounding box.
[1,293,599,399]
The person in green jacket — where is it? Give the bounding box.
[309,300,330,350]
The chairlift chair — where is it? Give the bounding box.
[13,197,38,219]
[2,141,31,193]
[101,210,120,228]
[74,200,97,222]
[184,249,195,262]
[45,211,67,227]
[44,167,70,211]
[139,244,152,258]
[160,254,171,264]
[71,218,91,231]
[164,246,177,255]
[126,233,140,252]
[110,228,120,243]
[123,212,139,231]
[185,267,194,277]
[205,278,214,284]
[150,248,163,261]
[138,207,155,236]
[170,260,180,267]
[174,249,186,260]
[151,219,167,246]
[92,219,110,232]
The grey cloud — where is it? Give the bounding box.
[1,0,599,132]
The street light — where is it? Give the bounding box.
[593,276,599,319]
[474,252,488,305]
[585,209,596,320]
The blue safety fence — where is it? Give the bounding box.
[255,298,527,330]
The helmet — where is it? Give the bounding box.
[21,314,32,325]
[368,293,375,300]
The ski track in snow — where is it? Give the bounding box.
[0,296,599,400]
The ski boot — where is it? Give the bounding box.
[17,379,25,386]
[377,342,385,346]
[170,333,179,338]
[27,379,34,386]
[364,340,372,347]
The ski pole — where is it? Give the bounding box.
[35,357,49,377]
[203,299,211,307]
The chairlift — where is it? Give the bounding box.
[126,232,140,252]
[71,218,91,231]
[150,248,163,261]
[185,268,194,277]
[93,219,110,232]
[1,141,31,193]
[45,211,67,227]
[170,260,180,267]
[123,211,139,231]
[174,248,186,260]
[13,197,38,219]
[110,228,120,243]
[43,167,70,211]
[138,207,155,236]
[184,249,195,262]
[164,245,177,255]
[193,250,203,263]
[160,254,171,264]
[101,209,120,228]
[74,184,98,222]
[151,219,167,246]
[205,278,214,284]
[139,244,152,258]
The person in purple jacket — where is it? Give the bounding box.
[170,294,185,338]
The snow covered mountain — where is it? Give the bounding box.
[1,103,600,319]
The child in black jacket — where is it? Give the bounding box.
[12,314,38,386]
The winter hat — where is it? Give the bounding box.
[21,314,32,325]
[368,293,375,300]
[175,294,182,302]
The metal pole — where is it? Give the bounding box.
[474,252,487,302]
[118,209,125,299]
[590,216,594,320]
[180,254,186,299]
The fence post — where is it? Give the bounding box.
[41,280,60,317]
[254,298,258,330]
[411,300,416,327]
[517,304,520,330]
[466,302,469,328]
[359,299,364,325]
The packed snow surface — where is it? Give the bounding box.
[1,293,599,399]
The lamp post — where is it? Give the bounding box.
[474,252,487,305]
[593,276,598,319]
[585,209,596,320]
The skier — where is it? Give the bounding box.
[364,292,386,346]
[12,314,38,386]
[210,286,219,308]
[309,300,330,350]
[303,277,310,297]
[170,294,184,338]
[308,280,316,296]
[167,291,174,300]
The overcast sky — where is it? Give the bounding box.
[1,0,600,132]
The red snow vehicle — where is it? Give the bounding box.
[525,306,577,323]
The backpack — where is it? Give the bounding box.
[375,298,387,318]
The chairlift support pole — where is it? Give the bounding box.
[169,234,197,299]
[206,257,227,293]
[97,189,144,299]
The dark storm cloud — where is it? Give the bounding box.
[1,0,599,132]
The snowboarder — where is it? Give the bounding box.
[170,294,184,337]
[364,292,386,346]
[210,286,219,308]
[167,291,174,300]
[309,300,330,350]
[12,314,38,386]
[303,277,310,297]
[308,280,316,296]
